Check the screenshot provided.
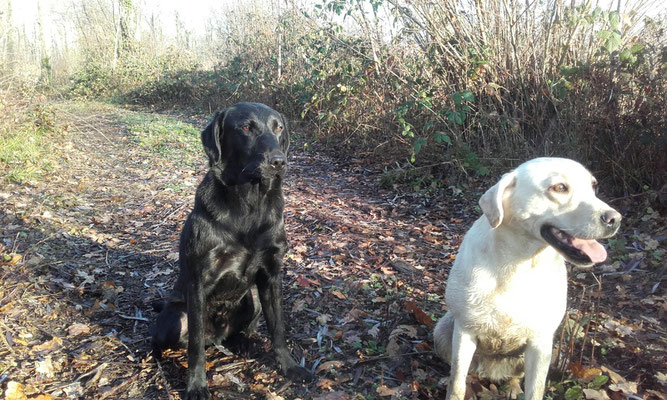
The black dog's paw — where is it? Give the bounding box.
[285,365,315,383]
[185,385,211,400]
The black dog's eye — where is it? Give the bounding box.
[241,124,250,131]
[550,183,569,194]
[276,126,283,133]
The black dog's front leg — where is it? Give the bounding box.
[257,271,314,382]
[185,274,211,400]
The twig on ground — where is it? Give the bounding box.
[155,358,174,400]
[0,322,15,355]
[78,362,108,387]
[354,351,431,365]
[116,313,149,322]
[99,372,140,399]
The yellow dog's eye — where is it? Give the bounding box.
[551,183,569,193]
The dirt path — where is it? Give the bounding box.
[0,102,664,400]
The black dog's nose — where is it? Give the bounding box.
[269,154,286,169]
[601,210,621,227]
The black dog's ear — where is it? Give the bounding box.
[279,113,290,155]
[201,109,226,167]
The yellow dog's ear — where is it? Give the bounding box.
[479,170,517,228]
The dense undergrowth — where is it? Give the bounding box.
[57,1,666,196]
[2,0,665,196]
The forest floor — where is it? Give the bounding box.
[0,101,664,400]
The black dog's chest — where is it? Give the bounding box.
[205,266,252,302]
[202,240,281,299]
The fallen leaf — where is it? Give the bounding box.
[608,382,638,395]
[404,300,435,329]
[60,382,83,398]
[570,363,602,382]
[67,323,91,337]
[646,390,667,400]
[0,301,16,313]
[603,319,634,337]
[316,314,332,325]
[211,373,229,387]
[317,378,338,390]
[376,385,400,397]
[583,389,611,400]
[386,337,400,358]
[390,325,418,339]
[5,381,28,400]
[386,325,419,357]
[392,245,408,254]
[91,214,111,225]
[313,391,349,400]
[265,392,284,400]
[292,298,306,312]
[315,360,344,374]
[35,357,56,378]
[601,366,626,384]
[0,254,22,266]
[296,275,320,287]
[25,255,44,266]
[343,308,367,321]
[367,325,379,338]
[31,337,63,354]
[415,341,431,352]
[330,290,347,300]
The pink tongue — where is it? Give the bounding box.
[570,237,607,263]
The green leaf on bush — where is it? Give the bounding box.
[609,11,621,30]
[448,110,466,125]
[597,30,611,40]
[462,90,475,102]
[619,49,632,61]
[604,32,622,53]
[588,375,609,389]
[564,385,583,400]
[434,131,451,144]
[452,92,463,105]
[413,137,427,153]
[402,124,414,137]
[630,43,644,53]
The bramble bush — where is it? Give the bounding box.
[65,0,665,195]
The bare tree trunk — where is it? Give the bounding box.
[149,13,159,79]
[38,0,50,82]
[5,0,15,72]
[277,0,282,80]
[112,0,120,71]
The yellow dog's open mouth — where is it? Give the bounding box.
[540,225,607,265]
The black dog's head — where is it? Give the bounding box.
[201,102,290,183]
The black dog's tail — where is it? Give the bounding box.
[151,300,167,313]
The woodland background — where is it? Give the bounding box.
[1,0,665,191]
[0,0,665,399]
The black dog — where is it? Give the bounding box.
[152,103,313,400]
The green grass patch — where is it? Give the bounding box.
[120,112,201,164]
[0,106,61,183]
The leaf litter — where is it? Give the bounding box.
[0,102,664,399]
